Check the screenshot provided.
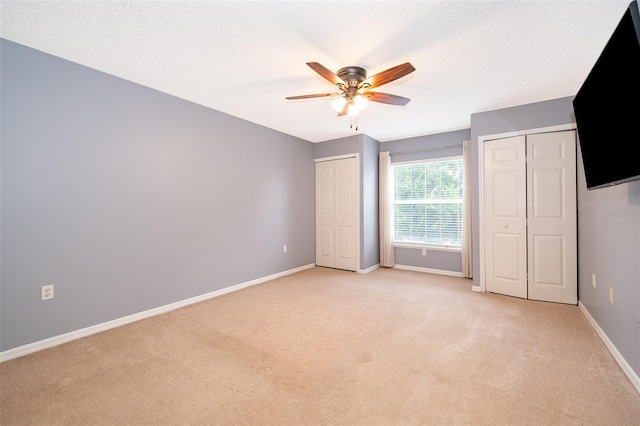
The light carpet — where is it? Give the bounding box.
[1,267,639,425]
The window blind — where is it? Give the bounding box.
[393,158,463,247]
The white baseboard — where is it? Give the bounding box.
[393,264,464,277]
[578,301,640,394]
[358,264,380,274]
[0,263,315,363]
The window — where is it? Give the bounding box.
[393,157,463,248]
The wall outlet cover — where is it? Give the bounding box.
[42,285,54,301]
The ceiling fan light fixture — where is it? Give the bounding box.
[331,97,347,112]
[347,104,360,116]
[354,95,368,111]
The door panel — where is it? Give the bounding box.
[531,169,563,218]
[337,182,352,216]
[316,161,336,268]
[334,158,358,271]
[484,136,527,299]
[493,171,521,217]
[532,234,564,285]
[493,233,523,281]
[319,183,333,215]
[527,131,577,304]
[337,226,353,260]
[319,225,334,258]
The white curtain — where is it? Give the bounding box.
[461,140,473,278]
[379,151,395,267]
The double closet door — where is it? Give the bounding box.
[315,157,359,272]
[484,130,577,304]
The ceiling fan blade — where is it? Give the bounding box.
[362,63,415,89]
[364,92,411,106]
[306,62,345,86]
[286,93,338,100]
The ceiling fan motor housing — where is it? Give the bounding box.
[337,66,367,87]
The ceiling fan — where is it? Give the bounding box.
[286,62,416,117]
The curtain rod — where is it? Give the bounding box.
[389,143,463,156]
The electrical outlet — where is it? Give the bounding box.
[283,245,287,253]
[592,274,596,288]
[609,287,614,304]
[421,248,427,256]
[42,285,54,301]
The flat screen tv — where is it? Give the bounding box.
[573,0,640,190]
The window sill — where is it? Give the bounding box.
[393,243,462,253]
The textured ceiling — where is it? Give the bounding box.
[0,1,632,142]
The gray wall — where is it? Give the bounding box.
[576,145,640,377]
[381,129,471,273]
[313,135,362,160]
[0,39,315,351]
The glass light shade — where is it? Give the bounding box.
[347,104,360,116]
[353,95,369,111]
[331,97,347,112]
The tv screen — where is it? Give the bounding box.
[573,0,640,190]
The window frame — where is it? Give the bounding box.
[390,155,463,251]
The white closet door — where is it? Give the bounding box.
[484,136,528,299]
[526,131,577,304]
[315,157,359,271]
[316,161,336,268]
